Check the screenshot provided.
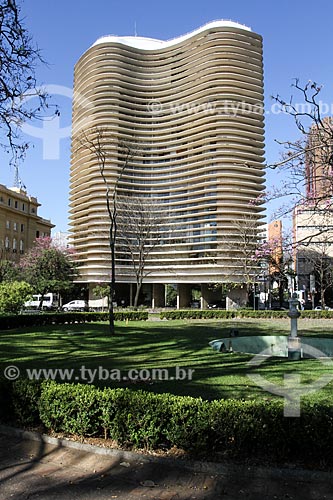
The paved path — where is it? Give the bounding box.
[0,430,332,499]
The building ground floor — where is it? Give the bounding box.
[82,282,250,310]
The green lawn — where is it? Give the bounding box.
[1,318,333,402]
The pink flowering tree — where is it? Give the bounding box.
[20,237,78,309]
[254,235,294,308]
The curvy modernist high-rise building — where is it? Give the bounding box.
[70,20,265,307]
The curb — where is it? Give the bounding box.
[1,424,332,482]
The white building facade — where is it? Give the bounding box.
[70,21,265,307]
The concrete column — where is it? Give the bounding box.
[177,284,192,309]
[129,283,133,307]
[226,285,247,310]
[201,284,220,309]
[152,284,165,308]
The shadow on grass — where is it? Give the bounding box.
[1,320,333,402]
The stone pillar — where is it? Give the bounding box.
[177,284,191,309]
[129,283,134,307]
[288,292,301,360]
[152,284,165,308]
[226,285,247,310]
[200,284,217,309]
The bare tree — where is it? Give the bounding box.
[269,79,333,230]
[298,236,333,309]
[224,215,263,305]
[0,0,55,162]
[75,127,132,334]
[117,196,165,307]
[255,233,294,308]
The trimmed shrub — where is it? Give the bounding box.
[160,309,333,320]
[10,379,42,427]
[166,396,211,452]
[160,309,289,320]
[0,310,148,330]
[100,388,175,448]
[39,381,102,436]
[160,310,237,320]
[1,379,333,464]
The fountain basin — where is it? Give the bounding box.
[209,336,333,358]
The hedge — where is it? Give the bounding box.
[160,309,288,320]
[0,310,148,330]
[159,309,333,320]
[2,379,333,464]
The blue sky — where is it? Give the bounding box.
[2,0,333,232]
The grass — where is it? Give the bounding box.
[1,318,333,402]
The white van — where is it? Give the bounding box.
[24,293,59,310]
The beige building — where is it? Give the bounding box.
[70,21,265,307]
[0,184,54,263]
[293,204,333,297]
[305,117,333,201]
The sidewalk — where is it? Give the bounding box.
[0,427,332,499]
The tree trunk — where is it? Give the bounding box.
[321,288,326,309]
[38,293,45,311]
[133,281,142,308]
[108,239,115,335]
[278,280,284,308]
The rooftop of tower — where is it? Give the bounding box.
[91,20,252,50]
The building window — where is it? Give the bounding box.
[31,207,36,214]
[6,220,10,229]
[22,203,25,211]
[8,198,11,207]
[20,224,24,232]
[13,222,17,231]
[36,230,40,238]
[14,201,18,208]
[5,237,9,250]
[19,240,24,254]
[13,238,17,253]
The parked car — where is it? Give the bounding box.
[207,301,225,309]
[62,300,87,312]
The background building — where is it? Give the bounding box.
[293,116,333,306]
[0,184,54,263]
[293,205,333,305]
[305,117,333,201]
[70,20,265,308]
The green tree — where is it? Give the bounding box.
[20,237,78,309]
[166,285,177,307]
[0,260,20,282]
[0,280,32,313]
